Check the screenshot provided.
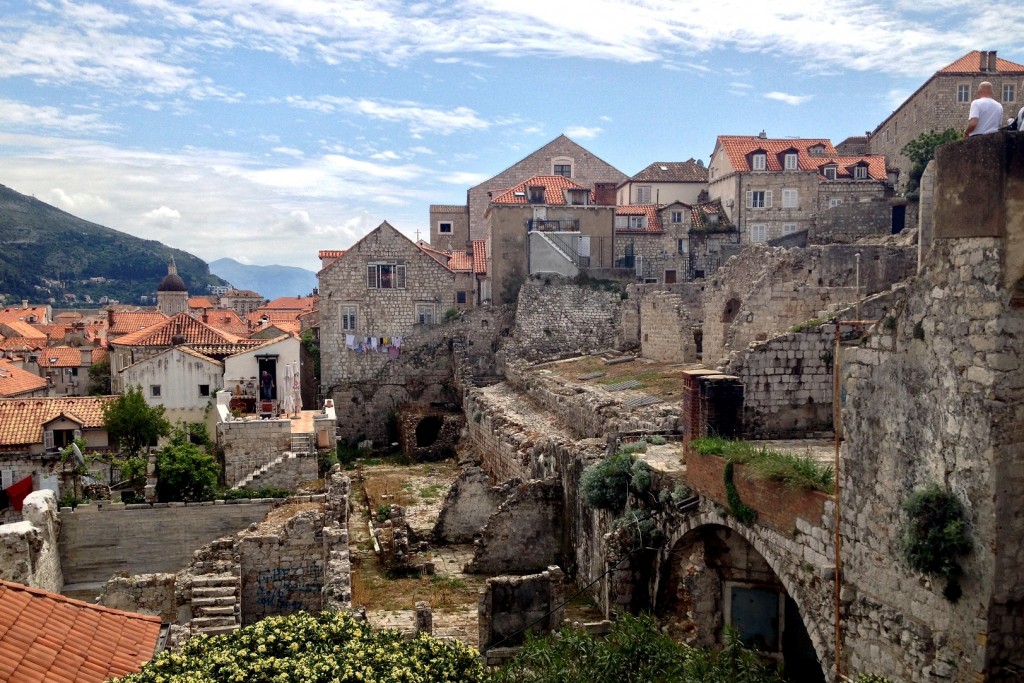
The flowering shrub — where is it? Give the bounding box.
[117,611,485,683]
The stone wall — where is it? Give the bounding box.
[838,134,1024,681]
[465,479,563,575]
[917,160,936,272]
[244,453,318,491]
[59,499,277,584]
[218,418,292,487]
[478,566,565,652]
[501,277,623,364]
[97,573,178,622]
[808,196,891,244]
[433,467,513,544]
[639,290,699,363]
[0,490,63,592]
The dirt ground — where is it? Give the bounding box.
[542,355,701,400]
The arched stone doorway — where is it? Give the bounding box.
[655,523,826,682]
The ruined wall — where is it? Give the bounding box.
[703,243,915,366]
[839,134,1024,681]
[501,277,623,364]
[0,490,63,592]
[98,574,178,622]
[466,479,563,575]
[217,419,292,487]
[239,511,325,624]
[478,566,565,652]
[639,290,699,363]
[621,281,705,350]
[59,500,276,584]
[433,467,511,543]
[808,196,892,245]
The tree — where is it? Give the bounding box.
[155,428,219,502]
[87,357,111,395]
[103,385,171,457]
[900,128,961,199]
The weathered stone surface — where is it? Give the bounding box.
[0,490,62,592]
[433,467,513,544]
[465,479,564,575]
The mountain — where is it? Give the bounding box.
[0,183,227,306]
[208,258,317,300]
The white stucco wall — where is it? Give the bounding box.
[223,335,301,398]
[121,347,224,414]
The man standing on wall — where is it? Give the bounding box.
[965,81,1004,137]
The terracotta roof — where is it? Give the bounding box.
[0,306,49,325]
[200,310,249,338]
[318,250,346,259]
[447,251,473,272]
[628,160,708,183]
[615,204,663,233]
[37,347,84,368]
[0,360,48,398]
[473,240,487,274]
[0,579,161,682]
[53,312,83,322]
[183,341,264,359]
[938,50,1024,74]
[715,136,837,173]
[124,345,222,372]
[90,347,109,365]
[223,289,263,298]
[251,322,300,337]
[690,199,734,232]
[0,396,116,445]
[107,311,168,336]
[2,320,47,339]
[187,296,216,310]
[247,309,304,328]
[0,337,45,353]
[818,155,889,181]
[415,243,454,269]
[264,296,316,311]
[490,175,591,205]
[31,324,71,341]
[111,312,238,347]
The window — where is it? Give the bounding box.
[199,384,210,397]
[670,210,684,224]
[784,153,798,170]
[438,221,452,234]
[782,223,798,235]
[527,186,546,204]
[456,291,467,305]
[568,189,589,206]
[151,385,161,398]
[957,84,970,103]
[553,163,572,177]
[750,224,767,243]
[629,215,646,229]
[823,166,837,180]
[828,197,843,208]
[340,304,358,332]
[751,153,766,171]
[367,264,406,289]
[416,304,435,325]
[808,144,826,156]
[854,166,868,180]
[1003,84,1015,102]
[635,186,652,203]
[746,190,771,208]
[781,189,798,208]
[677,238,689,254]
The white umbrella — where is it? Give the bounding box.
[291,362,302,417]
[281,364,295,416]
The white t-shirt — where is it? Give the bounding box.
[969,97,1004,135]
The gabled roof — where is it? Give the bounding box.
[0,306,49,325]
[0,396,116,446]
[247,309,305,328]
[690,199,733,232]
[180,341,264,360]
[123,344,223,373]
[318,250,346,259]
[0,337,46,353]
[201,309,249,338]
[470,134,628,192]
[0,360,48,398]
[0,579,161,682]
[938,50,1024,75]
[490,175,591,205]
[416,241,487,275]
[319,221,455,278]
[2,320,47,339]
[107,310,169,336]
[263,296,316,311]
[188,296,216,310]
[222,289,263,298]
[818,155,889,181]
[615,205,663,233]
[111,312,238,347]
[627,160,708,184]
[715,136,838,173]
[37,347,84,368]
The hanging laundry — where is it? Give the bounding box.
[5,476,33,511]
[394,336,403,349]
[345,334,355,349]
[370,337,379,351]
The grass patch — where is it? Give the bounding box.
[691,437,834,494]
[419,483,445,501]
[788,317,826,333]
[351,566,479,611]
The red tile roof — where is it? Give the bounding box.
[615,204,663,233]
[111,312,238,347]
[473,240,487,274]
[690,200,733,232]
[264,296,316,311]
[2,320,47,339]
[200,310,249,338]
[187,296,216,310]
[716,136,838,173]
[90,347,109,365]
[0,337,46,353]
[0,360,48,398]
[0,579,161,683]
[628,160,708,183]
[0,306,50,325]
[107,311,168,336]
[447,251,473,272]
[820,155,889,181]
[938,50,1024,74]
[490,175,591,205]
[0,396,116,446]
[37,347,84,369]
[247,309,304,328]
[318,250,346,259]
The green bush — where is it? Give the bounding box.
[490,613,783,683]
[902,485,971,602]
[58,495,83,509]
[580,451,651,513]
[612,507,664,552]
[116,610,484,683]
[647,435,668,446]
[155,437,219,503]
[219,487,289,500]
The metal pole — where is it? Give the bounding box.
[833,329,843,678]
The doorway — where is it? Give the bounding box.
[257,356,278,400]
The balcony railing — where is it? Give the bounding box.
[526,218,580,232]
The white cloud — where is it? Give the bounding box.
[564,125,602,140]
[286,95,491,135]
[371,150,401,160]
[142,205,181,228]
[44,188,112,213]
[764,91,813,106]
[0,99,116,133]
[438,171,489,185]
[272,146,305,157]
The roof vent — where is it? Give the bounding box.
[758,130,767,139]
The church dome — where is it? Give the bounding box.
[157,260,188,292]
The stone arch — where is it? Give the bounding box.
[653,512,832,682]
[414,415,444,448]
[722,296,742,323]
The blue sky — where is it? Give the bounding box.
[1,1,1022,271]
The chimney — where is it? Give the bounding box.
[989,50,998,72]
[107,308,114,327]
[202,308,208,324]
[81,348,92,366]
[21,300,28,309]
[758,130,767,139]
[593,182,617,206]
[93,336,101,347]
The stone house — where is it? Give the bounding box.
[223,333,301,406]
[318,221,456,388]
[120,346,224,428]
[484,175,616,304]
[417,241,488,309]
[708,134,890,245]
[616,160,708,206]
[0,302,52,326]
[868,50,1024,190]
[431,134,627,247]
[219,289,265,317]
[0,359,48,398]
[36,346,98,397]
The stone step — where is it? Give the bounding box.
[193,586,238,599]
[192,573,238,586]
[191,615,237,628]
[196,605,236,617]
[197,624,240,637]
[191,596,237,608]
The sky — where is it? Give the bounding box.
[2,1,1023,272]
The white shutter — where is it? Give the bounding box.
[396,264,407,289]
[367,265,377,288]
[765,191,773,208]
[73,429,82,441]
[578,235,591,257]
[745,190,753,208]
[44,430,54,450]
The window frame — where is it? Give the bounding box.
[781,189,798,208]
[198,384,210,398]
[456,291,467,305]
[367,263,407,290]
[783,153,798,171]
[677,238,689,254]
[747,190,771,209]
[853,166,868,180]
[670,210,684,224]
[635,186,652,203]
[150,384,162,398]
[340,304,358,332]
[438,221,453,234]
[628,215,646,229]
[751,153,767,171]
[749,224,768,244]
[782,223,798,235]
[415,303,436,326]
[823,166,838,181]
[1003,83,1016,102]
[957,84,970,103]
[828,197,843,208]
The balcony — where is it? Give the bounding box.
[526,218,580,232]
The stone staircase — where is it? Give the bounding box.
[187,538,241,637]
[233,451,301,489]
[291,432,312,455]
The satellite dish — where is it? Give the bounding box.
[71,442,86,467]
